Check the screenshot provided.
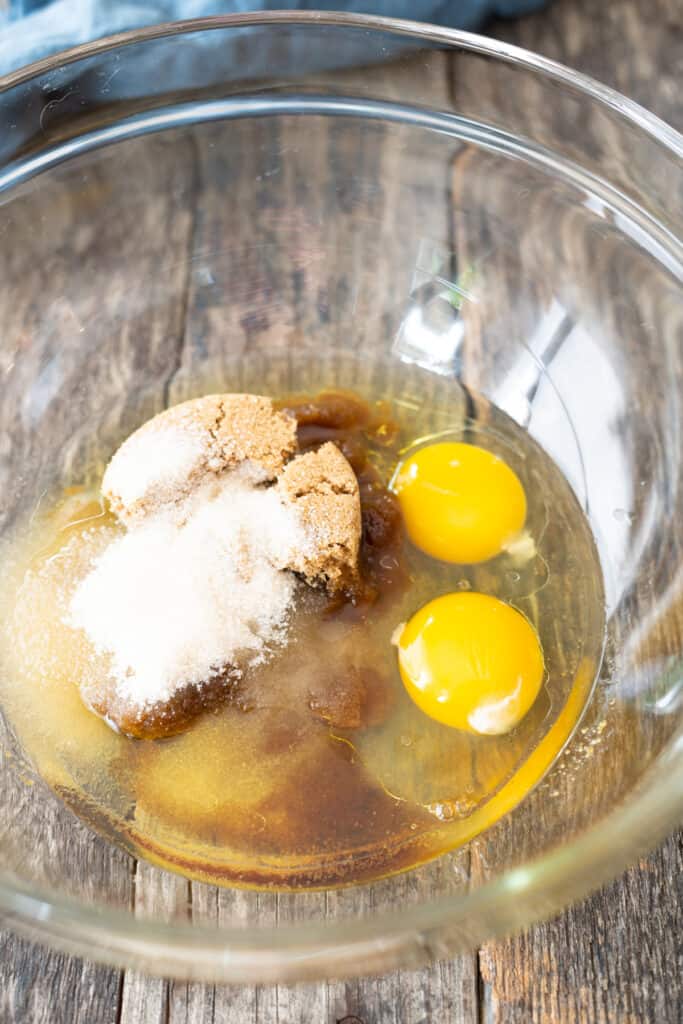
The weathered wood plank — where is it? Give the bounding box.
[327,958,479,1024]
[140,48,479,1023]
[0,131,197,1019]
[0,934,122,1024]
[119,863,191,1023]
[1,4,681,1022]
[472,2,683,1022]
[479,836,683,1024]
[491,0,683,128]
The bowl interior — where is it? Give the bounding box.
[0,15,681,982]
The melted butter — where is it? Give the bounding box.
[0,384,605,889]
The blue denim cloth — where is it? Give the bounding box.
[0,1,549,73]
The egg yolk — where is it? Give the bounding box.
[396,592,544,735]
[391,442,526,563]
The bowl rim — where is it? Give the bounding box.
[1,8,682,157]
[0,9,682,981]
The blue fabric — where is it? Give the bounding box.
[0,1,549,74]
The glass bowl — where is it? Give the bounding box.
[0,13,681,983]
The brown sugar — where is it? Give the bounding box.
[74,395,364,738]
[69,391,409,741]
[278,442,361,592]
[102,394,298,524]
[280,390,408,611]
[103,394,361,591]
[82,663,250,740]
[308,667,394,730]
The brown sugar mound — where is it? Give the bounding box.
[102,394,298,524]
[308,667,394,730]
[277,442,361,593]
[83,665,249,740]
[78,395,364,739]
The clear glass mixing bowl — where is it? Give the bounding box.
[0,13,681,983]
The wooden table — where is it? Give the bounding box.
[1,1,681,1020]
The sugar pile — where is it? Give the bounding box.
[101,419,208,521]
[68,475,312,711]
[65,393,361,735]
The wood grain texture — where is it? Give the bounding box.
[0,933,122,1024]
[479,837,683,1024]
[0,2,681,1022]
[491,0,683,127]
[0,129,196,1024]
[476,2,683,1022]
[118,48,478,1021]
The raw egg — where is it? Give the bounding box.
[395,592,544,735]
[391,441,526,563]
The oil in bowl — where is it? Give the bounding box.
[0,357,605,888]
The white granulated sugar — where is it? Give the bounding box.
[102,421,206,513]
[68,476,312,710]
